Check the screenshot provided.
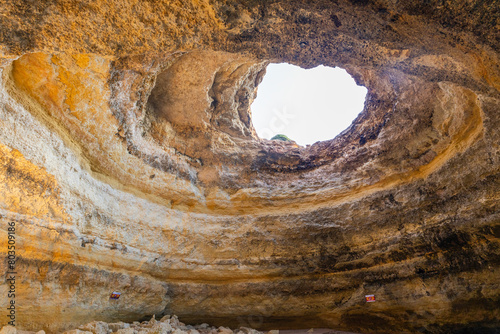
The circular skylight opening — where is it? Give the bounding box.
[251,63,367,146]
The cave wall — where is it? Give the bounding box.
[0,1,499,333]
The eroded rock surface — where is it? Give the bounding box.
[0,1,499,333]
[0,316,265,334]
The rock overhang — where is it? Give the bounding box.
[0,1,498,333]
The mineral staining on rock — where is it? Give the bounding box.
[0,1,499,333]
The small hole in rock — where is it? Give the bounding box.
[251,63,367,146]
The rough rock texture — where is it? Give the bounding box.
[1,315,264,334]
[0,317,356,334]
[0,1,499,333]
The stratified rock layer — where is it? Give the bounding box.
[0,1,499,333]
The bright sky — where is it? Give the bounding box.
[251,64,367,146]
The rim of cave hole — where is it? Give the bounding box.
[250,63,368,146]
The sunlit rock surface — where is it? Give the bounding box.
[0,1,499,333]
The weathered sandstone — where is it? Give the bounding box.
[0,315,266,334]
[0,1,498,333]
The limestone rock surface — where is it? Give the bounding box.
[0,1,499,333]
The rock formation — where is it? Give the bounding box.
[1,315,264,334]
[0,0,498,333]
